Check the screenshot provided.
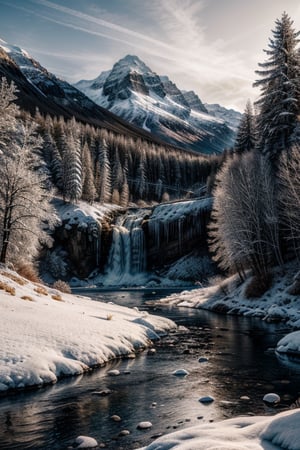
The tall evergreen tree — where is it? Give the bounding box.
[235,100,256,153]
[97,139,112,203]
[254,12,300,161]
[82,142,96,204]
[61,122,82,203]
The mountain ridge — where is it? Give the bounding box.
[0,40,175,147]
[75,54,241,154]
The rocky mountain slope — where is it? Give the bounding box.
[204,103,242,131]
[0,39,168,145]
[75,55,240,154]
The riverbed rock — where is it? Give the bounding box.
[107,369,120,376]
[118,429,130,436]
[92,389,112,396]
[148,348,156,355]
[172,369,189,377]
[137,421,153,430]
[263,393,280,406]
[198,356,209,363]
[111,415,122,422]
[199,396,214,404]
[74,435,98,448]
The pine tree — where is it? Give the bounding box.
[235,100,256,153]
[97,139,112,203]
[136,147,147,200]
[82,142,96,204]
[111,147,123,205]
[120,155,129,207]
[254,12,300,161]
[61,121,82,203]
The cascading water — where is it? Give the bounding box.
[104,209,150,285]
[101,199,212,286]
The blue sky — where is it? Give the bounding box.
[1,0,300,110]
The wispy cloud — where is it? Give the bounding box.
[144,0,256,109]
[1,0,258,109]
[32,0,173,51]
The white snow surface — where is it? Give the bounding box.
[149,198,211,223]
[157,262,300,328]
[0,268,175,393]
[276,331,300,354]
[139,409,300,450]
[53,197,120,227]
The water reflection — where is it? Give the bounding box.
[0,288,299,450]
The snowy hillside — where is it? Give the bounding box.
[0,39,171,144]
[75,55,238,154]
[0,268,175,393]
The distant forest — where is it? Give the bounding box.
[35,112,219,205]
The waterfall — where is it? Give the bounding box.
[102,199,212,285]
[104,209,150,285]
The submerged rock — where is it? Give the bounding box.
[172,369,189,377]
[263,393,280,406]
[198,356,209,363]
[199,396,214,404]
[92,389,112,396]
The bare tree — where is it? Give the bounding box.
[209,151,280,281]
[0,120,56,264]
[278,144,300,256]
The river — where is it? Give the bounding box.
[0,288,299,450]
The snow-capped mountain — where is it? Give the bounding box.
[204,103,242,132]
[0,39,168,144]
[75,55,239,154]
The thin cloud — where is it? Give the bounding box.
[32,0,173,51]
[0,1,186,71]
[1,0,260,108]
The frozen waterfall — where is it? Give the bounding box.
[102,198,212,286]
[104,210,150,285]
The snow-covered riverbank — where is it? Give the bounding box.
[0,269,175,393]
[158,263,300,329]
[139,408,300,450]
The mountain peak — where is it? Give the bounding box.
[112,54,152,76]
[74,54,238,153]
[122,54,144,65]
[0,38,30,59]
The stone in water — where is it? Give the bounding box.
[172,369,189,377]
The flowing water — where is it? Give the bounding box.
[0,289,300,450]
[104,210,150,286]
